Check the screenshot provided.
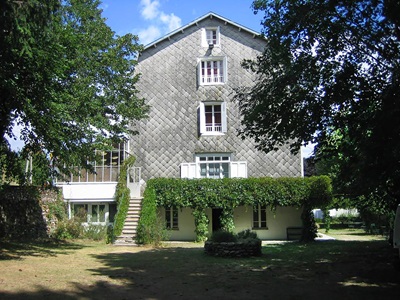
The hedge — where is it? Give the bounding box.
[137,176,332,243]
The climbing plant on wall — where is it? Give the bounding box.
[136,176,332,243]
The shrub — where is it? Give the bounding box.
[210,230,237,243]
[83,224,108,241]
[237,229,258,241]
[53,218,83,239]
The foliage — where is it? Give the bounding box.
[53,218,83,240]
[139,176,332,242]
[1,0,148,183]
[136,180,169,246]
[237,0,400,207]
[236,229,259,241]
[192,208,209,242]
[321,208,332,233]
[109,155,136,242]
[0,185,48,238]
[210,230,237,243]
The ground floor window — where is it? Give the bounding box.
[253,205,268,229]
[72,203,112,224]
[165,206,179,229]
[181,153,247,179]
[197,154,230,179]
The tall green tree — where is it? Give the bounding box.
[0,0,148,183]
[236,0,400,206]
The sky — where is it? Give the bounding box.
[100,0,264,45]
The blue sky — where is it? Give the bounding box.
[100,0,264,45]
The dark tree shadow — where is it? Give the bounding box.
[0,241,399,299]
[0,239,85,260]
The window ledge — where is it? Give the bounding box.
[167,228,179,231]
[201,132,225,136]
[200,83,226,86]
[252,227,269,230]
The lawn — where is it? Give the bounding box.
[0,230,399,300]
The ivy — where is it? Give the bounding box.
[109,155,136,242]
[138,176,332,243]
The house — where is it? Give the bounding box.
[57,12,304,241]
[130,12,304,240]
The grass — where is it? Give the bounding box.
[0,231,399,299]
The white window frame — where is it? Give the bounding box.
[201,27,221,47]
[196,153,231,179]
[198,57,227,85]
[253,204,268,229]
[199,101,227,135]
[180,154,247,179]
[165,206,179,230]
[72,202,110,224]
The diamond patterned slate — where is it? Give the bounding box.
[131,16,302,181]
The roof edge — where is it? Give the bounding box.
[142,12,261,50]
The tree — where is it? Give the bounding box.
[236,0,400,206]
[0,0,148,183]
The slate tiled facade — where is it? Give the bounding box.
[132,13,302,181]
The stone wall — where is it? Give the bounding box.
[204,240,262,257]
[0,186,62,239]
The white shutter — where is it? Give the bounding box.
[201,28,207,47]
[221,102,227,133]
[216,26,221,45]
[199,102,206,134]
[230,161,247,178]
[223,56,228,83]
[180,163,197,179]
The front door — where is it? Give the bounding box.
[212,208,223,232]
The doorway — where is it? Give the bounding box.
[212,208,223,232]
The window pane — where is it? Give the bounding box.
[222,163,229,178]
[253,206,259,228]
[165,207,171,228]
[99,205,106,222]
[92,205,98,222]
[74,204,88,222]
[200,163,207,177]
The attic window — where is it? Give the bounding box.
[201,27,220,47]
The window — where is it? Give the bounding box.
[201,27,220,47]
[199,102,227,135]
[91,204,106,223]
[181,155,247,179]
[165,207,178,229]
[71,203,109,223]
[198,154,230,179]
[253,205,268,229]
[198,57,227,85]
[73,204,88,221]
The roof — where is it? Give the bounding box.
[143,12,261,50]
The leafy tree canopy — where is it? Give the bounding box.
[0,0,148,182]
[236,0,400,204]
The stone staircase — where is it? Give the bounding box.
[114,197,142,246]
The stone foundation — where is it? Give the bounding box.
[204,240,262,257]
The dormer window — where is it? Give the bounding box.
[201,27,220,47]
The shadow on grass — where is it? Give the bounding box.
[0,240,399,299]
[0,239,85,260]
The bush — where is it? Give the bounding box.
[83,224,107,241]
[210,230,237,242]
[53,218,83,239]
[237,229,258,241]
